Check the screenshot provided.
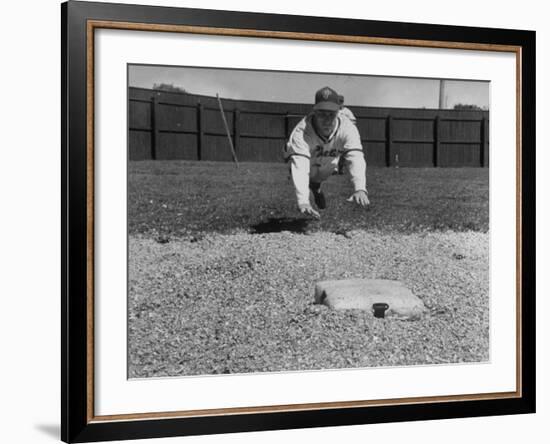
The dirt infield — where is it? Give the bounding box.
[128,161,489,378]
[128,230,489,377]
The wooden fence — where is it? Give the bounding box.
[129,87,489,167]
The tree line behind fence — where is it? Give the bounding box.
[129,87,489,167]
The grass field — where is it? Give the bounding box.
[128,161,489,239]
[128,161,490,378]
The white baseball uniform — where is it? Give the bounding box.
[283,113,366,206]
[339,107,357,125]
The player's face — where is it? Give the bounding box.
[313,110,338,137]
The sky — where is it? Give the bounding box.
[129,64,489,110]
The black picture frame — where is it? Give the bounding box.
[61,1,536,442]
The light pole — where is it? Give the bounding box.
[438,79,446,109]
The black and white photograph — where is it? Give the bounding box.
[127,65,490,378]
[1,0,545,442]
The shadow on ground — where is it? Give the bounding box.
[34,424,59,440]
[250,217,312,234]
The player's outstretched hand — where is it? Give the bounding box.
[347,190,370,208]
[298,203,320,219]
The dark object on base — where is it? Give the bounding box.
[372,303,390,318]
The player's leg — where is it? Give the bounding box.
[309,180,326,209]
[309,160,338,209]
[337,156,345,175]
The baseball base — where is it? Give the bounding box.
[314,279,426,320]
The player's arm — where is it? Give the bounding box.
[341,123,369,207]
[286,152,310,206]
[289,155,319,218]
[283,122,320,218]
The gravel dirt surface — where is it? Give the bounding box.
[128,229,489,378]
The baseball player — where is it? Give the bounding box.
[283,86,370,219]
[338,94,357,125]
[337,94,357,174]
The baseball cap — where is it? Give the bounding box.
[313,87,341,111]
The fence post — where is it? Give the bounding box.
[434,116,441,167]
[386,115,393,167]
[234,108,240,156]
[481,116,489,167]
[197,102,203,161]
[151,95,159,160]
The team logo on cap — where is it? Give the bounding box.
[321,88,332,100]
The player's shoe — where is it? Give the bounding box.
[309,182,326,210]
